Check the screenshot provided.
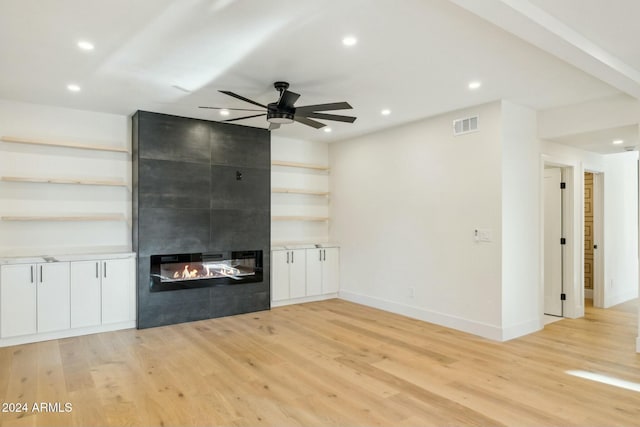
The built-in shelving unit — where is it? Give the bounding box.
[272,216,329,222]
[270,143,331,243]
[271,188,329,196]
[1,176,127,187]
[0,136,129,153]
[1,214,126,222]
[271,160,329,171]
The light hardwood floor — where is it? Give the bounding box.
[1,298,638,426]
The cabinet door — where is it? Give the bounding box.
[322,248,340,294]
[305,249,323,297]
[1,264,37,337]
[271,250,290,302]
[37,262,71,333]
[70,261,102,328]
[289,250,306,299]
[101,259,132,324]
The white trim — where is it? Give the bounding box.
[540,155,580,319]
[271,293,338,308]
[0,321,135,347]
[501,318,542,341]
[338,290,504,341]
[592,172,605,308]
[604,289,639,309]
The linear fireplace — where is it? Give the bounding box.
[150,250,263,292]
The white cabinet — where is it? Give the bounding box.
[70,258,133,327]
[271,246,339,304]
[272,249,306,301]
[306,247,339,296]
[1,262,70,338]
[1,264,36,337]
[101,259,132,324]
[0,252,135,346]
[36,263,71,333]
[70,261,102,328]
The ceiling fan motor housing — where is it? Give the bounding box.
[267,102,295,124]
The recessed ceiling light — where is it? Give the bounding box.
[381,109,391,116]
[612,139,624,145]
[219,109,230,116]
[468,81,482,90]
[77,40,94,51]
[342,35,357,47]
[67,84,81,92]
[324,127,332,133]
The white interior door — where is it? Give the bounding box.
[544,168,563,316]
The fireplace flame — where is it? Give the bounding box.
[163,261,246,282]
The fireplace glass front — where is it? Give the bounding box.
[150,250,263,292]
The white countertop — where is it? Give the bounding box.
[271,242,339,250]
[0,251,136,265]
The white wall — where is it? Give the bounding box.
[0,99,130,256]
[501,101,541,339]
[603,151,639,307]
[271,135,330,244]
[330,102,505,339]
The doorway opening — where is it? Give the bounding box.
[585,171,604,308]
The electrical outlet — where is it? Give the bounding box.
[476,228,492,242]
[408,287,415,298]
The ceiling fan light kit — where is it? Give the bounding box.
[200,81,356,131]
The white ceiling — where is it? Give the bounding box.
[0,0,638,152]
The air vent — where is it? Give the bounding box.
[453,115,479,136]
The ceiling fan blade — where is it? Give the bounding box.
[222,113,266,123]
[269,123,281,130]
[295,102,352,113]
[219,90,268,109]
[297,112,357,123]
[294,116,326,129]
[199,106,264,112]
[278,90,300,109]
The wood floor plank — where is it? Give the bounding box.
[0,298,638,426]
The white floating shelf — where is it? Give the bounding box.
[1,214,126,222]
[271,188,329,196]
[271,216,329,222]
[1,176,127,187]
[271,160,329,171]
[1,136,129,153]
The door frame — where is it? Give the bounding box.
[540,156,576,320]
[543,166,564,316]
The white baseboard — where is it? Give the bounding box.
[501,318,542,341]
[0,321,136,348]
[271,293,338,308]
[338,290,510,341]
[604,289,639,308]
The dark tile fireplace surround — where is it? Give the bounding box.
[132,111,270,329]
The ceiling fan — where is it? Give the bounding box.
[199,81,356,130]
